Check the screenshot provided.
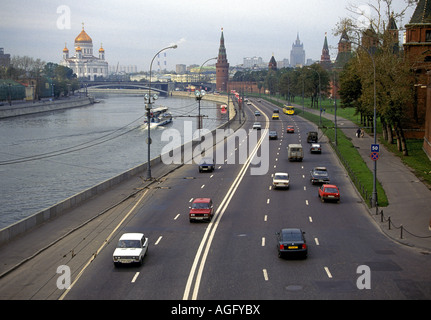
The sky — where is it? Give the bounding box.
[1,0,416,72]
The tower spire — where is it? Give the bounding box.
[216,28,229,92]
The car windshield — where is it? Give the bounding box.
[314,170,328,176]
[192,202,210,209]
[117,239,141,248]
[200,158,213,164]
[324,187,338,193]
[281,231,302,241]
[274,174,288,180]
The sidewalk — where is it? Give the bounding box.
[298,104,431,252]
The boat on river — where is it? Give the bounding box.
[143,106,173,128]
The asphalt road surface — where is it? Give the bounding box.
[1,98,430,302]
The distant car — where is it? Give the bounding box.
[310,167,330,184]
[254,111,261,116]
[273,172,290,189]
[310,143,321,153]
[273,109,279,113]
[276,228,307,259]
[189,198,214,222]
[253,122,262,130]
[286,126,295,133]
[198,157,214,173]
[307,131,318,143]
[269,131,278,140]
[318,184,340,203]
[113,233,149,267]
[272,113,279,120]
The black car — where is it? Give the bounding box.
[310,166,330,184]
[276,228,307,259]
[198,157,215,172]
[269,131,278,140]
[307,131,318,143]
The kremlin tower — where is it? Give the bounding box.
[216,28,229,92]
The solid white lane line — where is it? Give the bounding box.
[183,121,269,300]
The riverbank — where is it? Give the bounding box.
[0,92,242,246]
[0,96,94,119]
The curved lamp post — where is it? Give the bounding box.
[145,44,177,180]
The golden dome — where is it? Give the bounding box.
[75,46,82,51]
[99,43,105,52]
[63,43,69,52]
[75,24,92,43]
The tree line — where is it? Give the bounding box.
[0,56,80,100]
[233,0,415,156]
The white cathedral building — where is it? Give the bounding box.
[60,24,108,81]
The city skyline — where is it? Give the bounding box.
[1,0,415,72]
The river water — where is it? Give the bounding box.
[0,93,225,229]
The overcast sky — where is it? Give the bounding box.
[1,0,416,72]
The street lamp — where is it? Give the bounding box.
[145,44,177,180]
[195,89,206,130]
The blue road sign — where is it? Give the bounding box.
[371,144,380,153]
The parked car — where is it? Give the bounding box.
[253,122,262,130]
[269,131,278,140]
[307,131,318,143]
[198,157,214,173]
[273,172,290,189]
[189,198,214,222]
[286,126,295,133]
[276,228,307,259]
[310,167,330,184]
[318,184,340,203]
[113,233,149,267]
[310,143,321,153]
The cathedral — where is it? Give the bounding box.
[60,24,108,81]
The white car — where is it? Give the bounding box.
[253,122,262,130]
[113,233,148,266]
[273,172,290,189]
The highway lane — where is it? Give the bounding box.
[1,98,430,300]
[193,98,431,300]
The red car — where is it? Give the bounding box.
[189,198,214,222]
[286,126,295,133]
[318,184,340,203]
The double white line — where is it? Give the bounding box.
[183,107,268,300]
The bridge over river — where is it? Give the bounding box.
[80,80,215,97]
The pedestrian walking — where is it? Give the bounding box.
[356,128,361,138]
[360,128,364,138]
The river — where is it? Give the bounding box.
[0,93,225,229]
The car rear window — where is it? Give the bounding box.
[282,232,302,241]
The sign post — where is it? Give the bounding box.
[371,144,379,161]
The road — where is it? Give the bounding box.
[1,98,430,302]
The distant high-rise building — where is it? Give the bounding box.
[290,33,305,67]
[0,48,10,67]
[216,28,229,92]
